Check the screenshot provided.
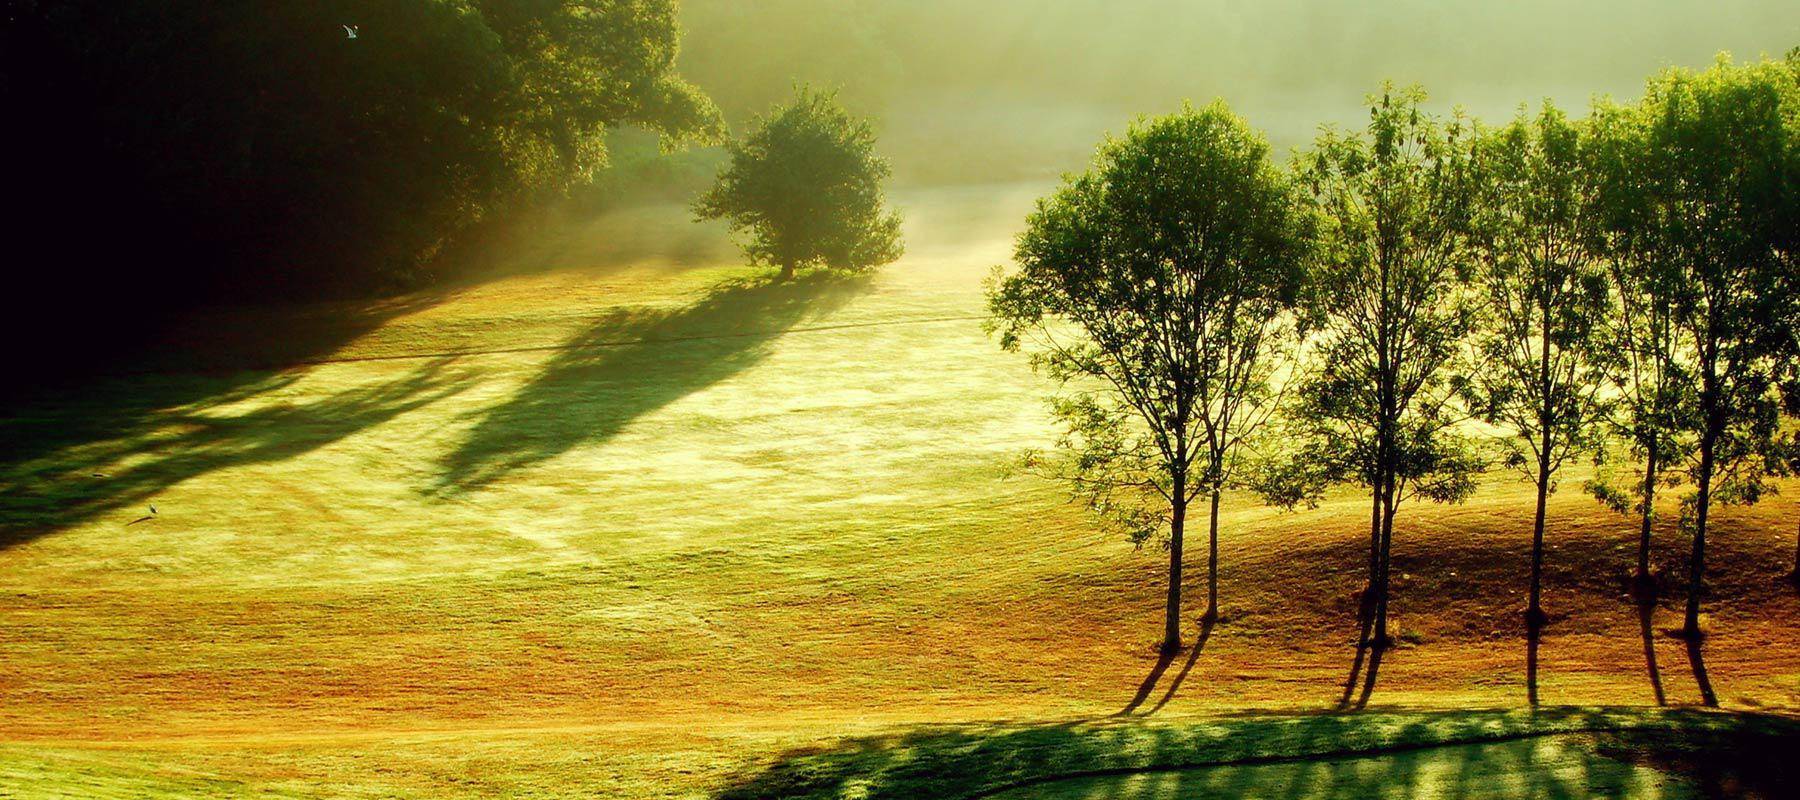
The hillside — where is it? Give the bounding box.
[1,184,1796,798]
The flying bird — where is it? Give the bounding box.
[343,24,359,39]
[126,504,158,526]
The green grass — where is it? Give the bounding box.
[987,737,1673,799]
[713,708,1797,799]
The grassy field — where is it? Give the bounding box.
[2,183,1797,798]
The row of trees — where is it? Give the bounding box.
[990,53,1799,706]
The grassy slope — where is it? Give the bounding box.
[1,183,1797,798]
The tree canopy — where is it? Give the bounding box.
[694,87,902,280]
[1271,86,1486,705]
[1463,102,1614,705]
[1613,56,1799,706]
[988,102,1309,652]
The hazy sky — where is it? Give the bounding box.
[677,1,1799,182]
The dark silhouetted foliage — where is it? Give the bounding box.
[1,0,720,378]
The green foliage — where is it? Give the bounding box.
[713,708,1795,800]
[694,87,903,279]
[1621,56,1799,511]
[987,102,1309,546]
[1579,97,1700,527]
[1461,104,1613,492]
[1270,86,1484,511]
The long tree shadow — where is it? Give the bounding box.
[0,359,465,547]
[1636,600,1668,706]
[431,272,871,494]
[1115,648,1178,717]
[1683,634,1717,708]
[1146,617,1215,714]
[1340,594,1376,710]
[0,287,455,550]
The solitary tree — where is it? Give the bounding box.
[1625,58,1797,705]
[988,103,1310,653]
[695,87,902,280]
[1462,104,1612,706]
[1276,87,1485,705]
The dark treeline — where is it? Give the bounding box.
[992,52,1800,707]
[2,0,720,377]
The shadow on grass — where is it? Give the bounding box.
[1117,617,1215,717]
[1596,712,1800,797]
[1637,600,1668,706]
[430,271,870,494]
[0,281,463,551]
[0,359,466,548]
[710,708,1800,800]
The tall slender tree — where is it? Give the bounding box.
[1583,97,1695,604]
[1276,87,1485,704]
[1581,96,1699,709]
[1462,103,1612,706]
[1622,57,1797,705]
[988,103,1310,653]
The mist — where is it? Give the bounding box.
[677,0,1800,183]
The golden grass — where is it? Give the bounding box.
[1,183,1795,797]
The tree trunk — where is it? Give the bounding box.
[1684,422,1718,707]
[1636,600,1667,705]
[778,259,795,281]
[1164,492,1187,654]
[1635,444,1659,600]
[1526,462,1550,706]
[1204,489,1221,622]
[1525,299,1553,707]
[1372,477,1398,651]
[1357,479,1397,706]
[1341,477,1385,707]
[1636,444,1665,704]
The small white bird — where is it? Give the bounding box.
[343,24,359,39]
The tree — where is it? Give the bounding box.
[987,103,1310,653]
[1622,56,1797,705]
[1583,98,1696,603]
[695,87,902,281]
[1277,86,1484,705]
[1462,103,1612,706]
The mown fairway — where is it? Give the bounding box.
[2,185,1797,798]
